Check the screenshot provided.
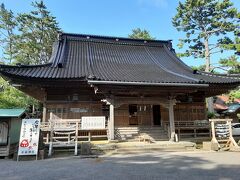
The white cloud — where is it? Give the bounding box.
[138,0,168,8]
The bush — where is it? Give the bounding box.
[207,111,216,119]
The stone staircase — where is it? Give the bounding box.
[114,126,168,141]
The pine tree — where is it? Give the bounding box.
[172,0,240,113]
[0,1,60,109]
[0,3,17,64]
[14,0,60,65]
[219,55,240,74]
[129,28,155,40]
[172,0,239,72]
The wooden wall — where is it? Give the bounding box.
[44,101,206,126]
[114,105,129,126]
[114,104,152,126]
[45,102,104,120]
[161,102,206,123]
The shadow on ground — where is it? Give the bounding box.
[0,151,240,180]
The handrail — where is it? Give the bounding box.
[41,117,108,130]
[164,120,209,127]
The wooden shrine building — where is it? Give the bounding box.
[0,32,240,141]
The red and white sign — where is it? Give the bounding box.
[18,119,40,156]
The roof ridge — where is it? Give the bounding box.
[60,32,171,44]
[198,71,240,79]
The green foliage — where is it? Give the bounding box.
[0,78,39,108]
[229,90,240,99]
[13,1,60,65]
[219,55,240,74]
[0,3,17,63]
[235,28,240,55]
[191,64,219,74]
[219,55,240,100]
[172,0,240,72]
[129,28,155,40]
[0,1,60,65]
[207,111,215,119]
[191,65,206,71]
[0,1,59,108]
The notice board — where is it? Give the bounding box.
[18,119,40,158]
[81,116,105,130]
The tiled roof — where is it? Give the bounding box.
[0,32,240,85]
[0,109,25,118]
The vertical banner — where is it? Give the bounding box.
[18,119,40,157]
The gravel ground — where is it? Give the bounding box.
[0,151,240,180]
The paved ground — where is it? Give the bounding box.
[0,151,240,180]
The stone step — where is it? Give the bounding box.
[116,128,166,132]
[116,132,167,137]
[99,141,197,154]
[114,126,168,141]
[140,130,167,134]
[116,126,165,130]
[117,134,168,141]
[115,130,139,133]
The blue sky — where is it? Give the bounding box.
[1,0,240,68]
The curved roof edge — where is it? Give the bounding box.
[0,32,240,86]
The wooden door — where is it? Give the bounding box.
[153,105,161,126]
[0,122,8,145]
[129,105,138,125]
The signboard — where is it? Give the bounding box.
[18,119,40,156]
[81,116,105,130]
[215,124,229,138]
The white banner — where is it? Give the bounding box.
[81,116,105,130]
[18,119,40,156]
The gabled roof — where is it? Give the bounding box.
[0,32,240,86]
[0,109,25,118]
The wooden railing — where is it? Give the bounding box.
[41,118,108,147]
[164,120,209,127]
[41,118,109,131]
[164,120,210,139]
[41,119,81,131]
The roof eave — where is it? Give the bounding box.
[88,80,209,87]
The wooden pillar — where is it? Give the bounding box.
[48,112,53,157]
[168,98,176,141]
[74,121,79,156]
[42,103,47,123]
[42,90,47,122]
[109,104,115,140]
[88,131,91,142]
[210,121,217,143]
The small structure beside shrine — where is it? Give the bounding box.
[209,119,240,151]
[0,109,25,157]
